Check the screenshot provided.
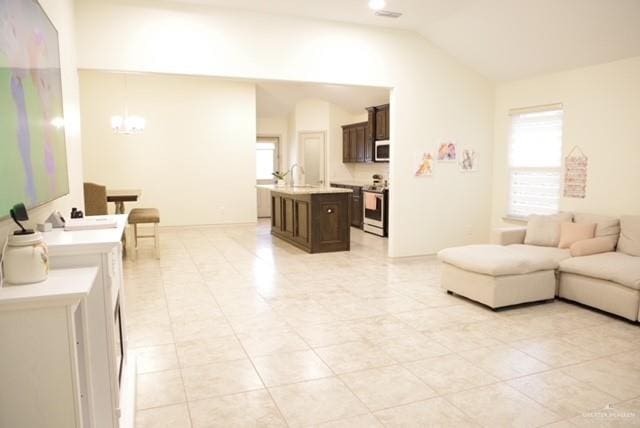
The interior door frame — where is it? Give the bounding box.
[298,131,327,186]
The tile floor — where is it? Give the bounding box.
[125,221,640,427]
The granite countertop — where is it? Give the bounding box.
[329,180,370,187]
[256,184,353,195]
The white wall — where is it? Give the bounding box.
[289,99,330,184]
[79,71,257,226]
[492,56,640,227]
[74,0,495,256]
[0,0,83,240]
[328,104,359,181]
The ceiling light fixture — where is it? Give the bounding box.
[111,115,146,135]
[368,0,386,11]
[111,73,146,135]
[374,9,402,18]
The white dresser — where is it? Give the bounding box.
[0,268,98,427]
[41,214,133,428]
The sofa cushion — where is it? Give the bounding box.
[573,213,620,247]
[524,213,573,247]
[438,244,563,276]
[617,215,640,257]
[570,237,616,257]
[558,222,596,249]
[559,252,640,290]
[507,244,572,268]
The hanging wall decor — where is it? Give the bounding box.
[436,141,457,162]
[564,146,588,198]
[459,147,478,172]
[415,152,434,177]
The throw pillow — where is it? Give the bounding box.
[524,212,573,247]
[570,237,615,257]
[558,222,596,249]
[617,215,640,257]
[573,213,620,247]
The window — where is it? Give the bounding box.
[508,107,563,218]
[256,137,279,181]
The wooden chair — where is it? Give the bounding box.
[83,182,108,215]
[128,208,160,258]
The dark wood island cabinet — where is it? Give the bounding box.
[330,183,364,229]
[258,185,353,253]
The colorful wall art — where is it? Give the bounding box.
[415,152,434,177]
[0,0,69,217]
[437,141,457,161]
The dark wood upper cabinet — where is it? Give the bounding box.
[374,104,390,141]
[343,104,389,164]
[341,121,368,164]
[349,127,358,161]
[365,108,375,163]
[355,126,366,162]
[342,128,350,163]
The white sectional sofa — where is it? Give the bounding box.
[438,213,640,321]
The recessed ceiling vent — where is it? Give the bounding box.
[374,10,402,18]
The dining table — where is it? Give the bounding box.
[107,189,141,214]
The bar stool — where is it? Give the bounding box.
[128,208,160,258]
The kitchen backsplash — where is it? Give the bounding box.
[344,162,390,183]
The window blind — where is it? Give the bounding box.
[507,109,564,218]
[256,139,278,180]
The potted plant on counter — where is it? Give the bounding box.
[272,171,289,186]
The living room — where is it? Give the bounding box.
[0,0,639,427]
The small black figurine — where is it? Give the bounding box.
[70,207,84,219]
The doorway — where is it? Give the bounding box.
[256,136,279,218]
[300,131,326,186]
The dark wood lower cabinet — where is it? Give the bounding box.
[271,191,351,253]
[331,183,363,229]
[351,191,363,229]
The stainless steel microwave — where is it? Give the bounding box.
[374,140,389,162]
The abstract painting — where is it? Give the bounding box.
[0,0,69,217]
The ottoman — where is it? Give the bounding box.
[437,245,561,309]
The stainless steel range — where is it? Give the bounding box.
[362,184,388,237]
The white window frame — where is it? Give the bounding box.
[506,105,564,219]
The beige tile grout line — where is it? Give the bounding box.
[216,226,395,426]
[160,238,194,427]
[130,227,640,425]
[194,229,293,428]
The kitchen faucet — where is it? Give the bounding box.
[288,163,305,186]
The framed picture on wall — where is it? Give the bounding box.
[459,147,478,172]
[0,0,69,218]
[415,152,434,177]
[436,141,457,162]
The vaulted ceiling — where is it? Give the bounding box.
[167,0,640,81]
[256,81,389,117]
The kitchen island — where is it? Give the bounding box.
[256,185,353,253]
